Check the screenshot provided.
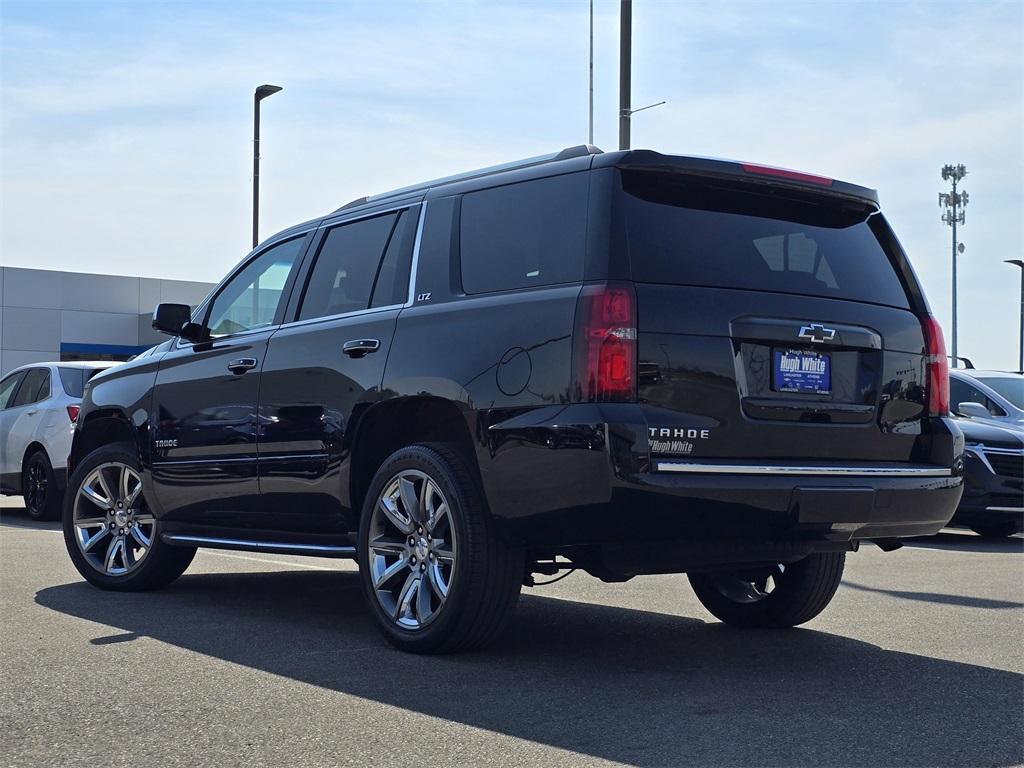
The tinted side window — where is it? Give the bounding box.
[370,210,417,308]
[950,377,1006,417]
[299,213,399,321]
[206,238,305,337]
[0,372,25,410]
[11,368,49,407]
[460,173,589,294]
[59,368,87,398]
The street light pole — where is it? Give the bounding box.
[618,0,631,150]
[1006,259,1024,373]
[939,164,968,366]
[588,0,594,145]
[253,84,283,249]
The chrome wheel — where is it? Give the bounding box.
[708,563,786,604]
[367,469,456,630]
[73,462,155,576]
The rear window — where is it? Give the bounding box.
[621,171,910,309]
[58,367,107,398]
[460,172,589,294]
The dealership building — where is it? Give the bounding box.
[0,266,215,376]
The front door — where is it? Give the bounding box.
[257,205,419,534]
[148,235,307,529]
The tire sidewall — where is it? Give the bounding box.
[357,446,475,652]
[63,444,169,590]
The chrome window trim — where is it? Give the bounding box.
[404,199,428,307]
[655,462,952,477]
[162,533,355,556]
[275,303,405,331]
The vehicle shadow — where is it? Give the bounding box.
[843,580,1023,610]
[37,570,1023,767]
[904,530,1023,554]
[0,505,61,531]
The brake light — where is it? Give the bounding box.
[573,283,637,402]
[740,162,833,186]
[921,315,949,416]
[66,405,80,424]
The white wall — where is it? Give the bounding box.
[0,267,214,375]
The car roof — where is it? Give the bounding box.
[6,361,119,374]
[328,145,880,219]
[952,369,1023,379]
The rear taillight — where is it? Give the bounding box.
[573,283,637,402]
[921,315,949,416]
[67,405,81,425]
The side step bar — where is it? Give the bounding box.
[162,533,356,558]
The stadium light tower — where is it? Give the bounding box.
[939,164,968,367]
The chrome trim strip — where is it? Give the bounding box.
[405,200,428,307]
[985,506,1024,513]
[655,462,952,477]
[163,534,356,555]
[151,452,328,467]
[274,303,404,332]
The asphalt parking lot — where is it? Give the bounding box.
[1,497,1021,768]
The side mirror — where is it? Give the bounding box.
[152,303,204,342]
[957,401,991,419]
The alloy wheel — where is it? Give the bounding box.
[367,470,457,630]
[73,462,156,576]
[24,459,48,515]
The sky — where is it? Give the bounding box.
[1,0,1021,370]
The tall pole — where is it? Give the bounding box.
[252,93,261,249]
[253,84,282,249]
[618,0,631,150]
[588,0,594,145]
[1007,260,1024,372]
[939,164,968,367]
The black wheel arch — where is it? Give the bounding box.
[348,396,483,528]
[69,409,142,477]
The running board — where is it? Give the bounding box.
[655,462,951,477]
[161,533,356,558]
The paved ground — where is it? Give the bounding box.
[1,497,1021,768]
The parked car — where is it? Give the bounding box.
[0,362,118,519]
[950,417,1023,538]
[62,146,963,653]
[950,369,1024,429]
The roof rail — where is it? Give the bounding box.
[335,144,603,212]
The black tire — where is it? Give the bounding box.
[688,552,845,628]
[63,443,195,591]
[357,443,523,654]
[970,522,1020,539]
[23,449,60,521]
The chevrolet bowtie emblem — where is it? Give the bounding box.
[798,323,836,343]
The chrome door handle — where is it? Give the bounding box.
[227,357,258,374]
[342,339,381,358]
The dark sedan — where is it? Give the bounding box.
[952,418,1023,538]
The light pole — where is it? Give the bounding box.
[939,164,968,366]
[1006,259,1024,372]
[253,84,282,249]
[618,0,631,150]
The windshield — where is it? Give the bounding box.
[979,376,1024,409]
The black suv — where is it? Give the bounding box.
[62,146,964,653]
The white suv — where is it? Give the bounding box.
[0,362,118,519]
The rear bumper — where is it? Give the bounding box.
[480,404,964,548]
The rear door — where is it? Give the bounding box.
[256,205,419,533]
[148,235,307,527]
[620,170,929,464]
[0,370,29,483]
[1,367,53,480]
